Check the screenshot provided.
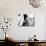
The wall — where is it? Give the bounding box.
[0,0,46,40]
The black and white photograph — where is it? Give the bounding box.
[18,14,35,26]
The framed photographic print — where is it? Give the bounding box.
[18,13,35,27]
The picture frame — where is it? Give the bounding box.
[18,13,35,27]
